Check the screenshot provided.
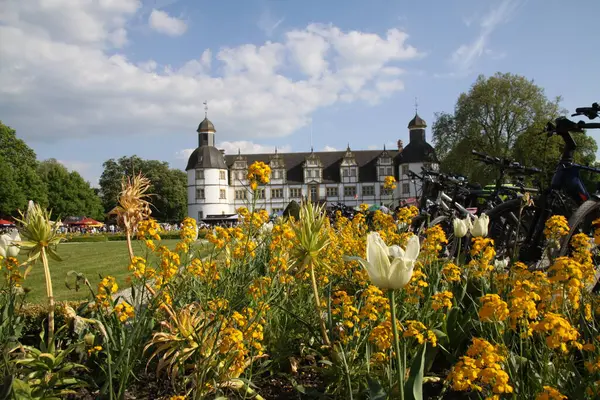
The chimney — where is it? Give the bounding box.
[397,140,404,151]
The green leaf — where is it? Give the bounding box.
[10,379,33,399]
[405,343,426,400]
[0,375,13,400]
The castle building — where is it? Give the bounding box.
[186,112,438,222]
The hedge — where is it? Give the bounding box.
[63,231,206,243]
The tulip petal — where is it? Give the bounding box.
[388,245,404,258]
[404,235,420,261]
[388,258,415,289]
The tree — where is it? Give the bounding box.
[37,159,105,220]
[0,121,48,215]
[99,156,187,222]
[430,73,591,186]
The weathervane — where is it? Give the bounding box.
[203,100,208,118]
[414,97,419,114]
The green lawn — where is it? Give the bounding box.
[19,239,211,303]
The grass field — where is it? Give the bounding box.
[19,239,211,303]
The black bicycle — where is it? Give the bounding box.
[486,103,600,266]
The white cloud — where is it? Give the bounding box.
[322,145,337,151]
[177,141,292,160]
[0,2,422,145]
[449,0,521,73]
[149,9,187,36]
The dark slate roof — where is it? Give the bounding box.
[224,149,402,184]
[197,117,216,133]
[408,113,427,129]
[400,141,438,164]
[186,146,227,170]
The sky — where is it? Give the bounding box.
[0,0,598,187]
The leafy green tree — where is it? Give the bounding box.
[0,121,48,215]
[430,72,593,186]
[99,156,187,222]
[37,159,105,220]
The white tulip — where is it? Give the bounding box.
[260,222,274,235]
[494,258,509,270]
[0,230,20,258]
[453,218,468,238]
[353,232,420,290]
[471,214,489,237]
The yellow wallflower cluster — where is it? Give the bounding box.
[128,256,156,280]
[431,291,453,311]
[155,246,181,287]
[468,237,496,278]
[531,312,582,353]
[137,219,161,241]
[402,320,437,347]
[369,319,398,352]
[421,225,448,259]
[187,258,219,283]
[569,233,595,284]
[373,210,412,248]
[383,175,397,191]
[478,294,509,323]
[246,161,271,190]
[547,256,584,310]
[248,277,272,300]
[114,301,135,322]
[507,279,540,336]
[535,386,567,400]
[180,217,197,243]
[358,285,390,328]
[404,266,429,304]
[441,262,462,283]
[396,205,419,225]
[2,257,23,286]
[96,276,118,309]
[593,218,600,245]
[543,215,570,245]
[447,338,513,397]
[331,290,360,343]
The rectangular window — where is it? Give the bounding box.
[362,185,374,196]
[350,168,356,177]
[344,186,356,197]
[274,170,280,179]
[379,167,385,176]
[195,169,204,180]
[343,169,349,177]
[219,170,226,180]
[290,188,302,198]
[326,187,338,197]
[402,183,410,194]
[402,165,409,176]
[220,189,226,199]
[256,188,266,199]
[386,167,393,176]
[197,211,203,220]
[196,188,205,200]
[271,188,283,198]
[235,189,246,200]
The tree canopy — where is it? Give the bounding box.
[0,121,48,215]
[432,72,597,187]
[99,156,187,222]
[37,159,105,221]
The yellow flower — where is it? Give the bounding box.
[114,301,135,322]
[544,215,569,245]
[531,312,581,353]
[383,175,397,191]
[432,291,454,311]
[478,294,509,323]
[442,262,462,283]
[247,161,271,190]
[535,386,567,400]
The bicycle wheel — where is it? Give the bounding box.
[486,199,535,262]
[559,198,600,291]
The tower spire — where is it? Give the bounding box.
[414,97,418,114]
[203,100,208,118]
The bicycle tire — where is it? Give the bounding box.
[559,198,600,291]
[485,198,532,262]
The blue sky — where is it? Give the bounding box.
[0,0,598,186]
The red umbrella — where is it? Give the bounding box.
[0,219,15,226]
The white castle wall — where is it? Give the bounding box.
[187,168,233,220]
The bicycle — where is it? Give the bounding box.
[486,103,600,266]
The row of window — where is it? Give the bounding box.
[196,185,412,201]
[195,165,429,183]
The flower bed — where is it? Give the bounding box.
[1,194,598,399]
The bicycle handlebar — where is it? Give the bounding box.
[471,149,541,175]
[572,102,600,120]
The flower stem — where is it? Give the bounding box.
[310,262,331,348]
[125,230,134,262]
[388,290,404,400]
[40,247,55,348]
